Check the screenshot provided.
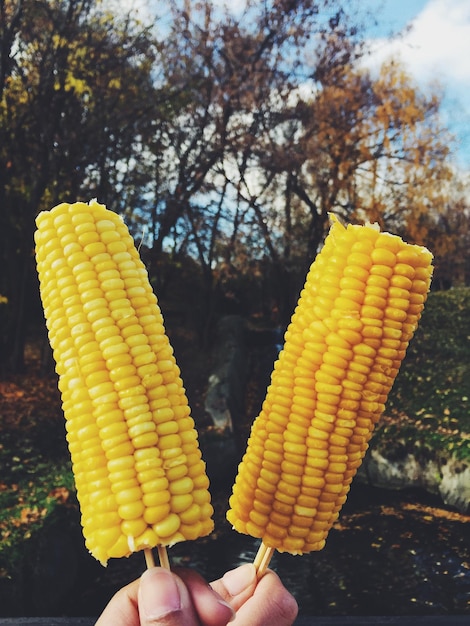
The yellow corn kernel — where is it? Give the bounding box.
[35,200,213,565]
[227,216,432,555]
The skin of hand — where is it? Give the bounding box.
[95,563,298,626]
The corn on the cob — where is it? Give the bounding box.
[35,200,213,565]
[227,216,433,556]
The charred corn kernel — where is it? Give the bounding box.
[227,216,432,555]
[35,200,213,565]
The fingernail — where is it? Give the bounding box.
[215,595,237,622]
[139,568,181,620]
[222,563,257,596]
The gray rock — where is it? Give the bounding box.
[358,449,470,513]
[204,316,247,432]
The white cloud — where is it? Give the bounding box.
[367,0,470,92]
[364,0,470,168]
[415,0,470,83]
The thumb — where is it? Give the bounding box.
[138,567,199,626]
[210,563,258,612]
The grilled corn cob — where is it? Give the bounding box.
[227,216,433,556]
[35,200,213,565]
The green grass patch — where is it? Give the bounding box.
[0,430,75,578]
[376,287,470,462]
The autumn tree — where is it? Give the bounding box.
[135,0,369,326]
[409,176,470,289]
[0,0,24,99]
[0,0,158,371]
[0,0,462,370]
[273,59,454,253]
[137,1,456,328]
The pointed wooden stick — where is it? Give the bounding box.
[253,541,276,578]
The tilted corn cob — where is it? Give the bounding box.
[35,200,213,565]
[227,216,433,557]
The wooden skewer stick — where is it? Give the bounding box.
[253,541,276,578]
[253,541,267,570]
[144,545,171,570]
[157,544,171,570]
[144,548,156,569]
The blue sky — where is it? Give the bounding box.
[360,0,470,170]
[362,0,430,37]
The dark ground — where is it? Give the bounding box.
[0,326,469,618]
[4,481,467,618]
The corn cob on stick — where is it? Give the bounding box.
[227,216,433,572]
[35,200,214,566]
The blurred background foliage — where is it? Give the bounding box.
[1,0,469,373]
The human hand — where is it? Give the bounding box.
[211,563,298,626]
[95,563,298,626]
